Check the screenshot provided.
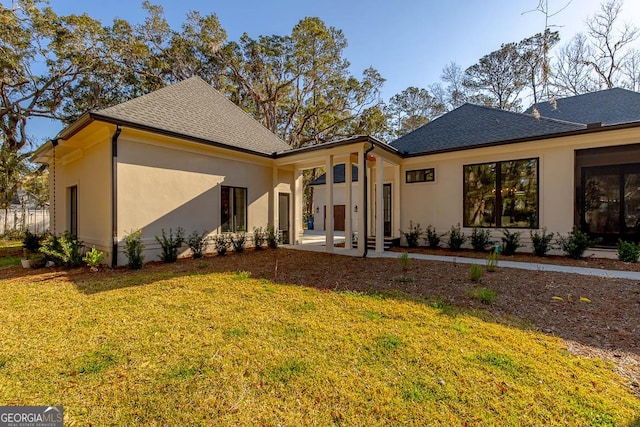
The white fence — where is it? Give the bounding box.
[1,207,50,235]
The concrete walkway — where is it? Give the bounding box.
[290,232,640,280]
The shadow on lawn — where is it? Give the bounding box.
[7,248,639,363]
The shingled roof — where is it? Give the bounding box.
[524,88,640,125]
[390,104,585,155]
[92,76,291,155]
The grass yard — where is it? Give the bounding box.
[0,257,639,425]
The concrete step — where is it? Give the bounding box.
[366,236,395,251]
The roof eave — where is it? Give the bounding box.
[275,135,399,158]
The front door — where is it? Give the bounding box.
[383,183,391,237]
[323,205,346,231]
[278,193,290,244]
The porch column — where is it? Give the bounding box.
[357,149,366,256]
[375,155,384,253]
[293,168,303,245]
[393,163,401,238]
[272,166,278,228]
[325,155,334,252]
[344,156,353,250]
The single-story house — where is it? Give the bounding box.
[32,77,640,264]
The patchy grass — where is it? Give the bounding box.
[468,286,498,304]
[0,267,638,426]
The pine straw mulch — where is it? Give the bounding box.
[3,248,639,397]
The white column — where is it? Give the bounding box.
[325,155,334,252]
[357,149,366,256]
[344,156,353,250]
[294,169,303,245]
[375,155,384,253]
[272,166,278,228]
[393,163,401,239]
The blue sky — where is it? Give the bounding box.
[19,0,640,142]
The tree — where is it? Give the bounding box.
[552,33,600,96]
[584,0,639,89]
[464,43,528,111]
[430,62,469,112]
[385,87,444,138]
[518,29,560,105]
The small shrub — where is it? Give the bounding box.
[155,227,185,263]
[424,225,442,249]
[231,233,246,253]
[39,232,83,268]
[500,229,522,256]
[617,239,640,262]
[470,228,493,252]
[124,229,144,270]
[469,287,497,304]
[530,228,554,257]
[186,230,209,259]
[235,270,252,280]
[470,264,483,282]
[253,227,266,249]
[447,223,466,251]
[22,230,42,254]
[557,227,600,259]
[486,252,499,272]
[401,221,423,248]
[266,225,279,249]
[213,234,231,256]
[82,246,105,270]
[398,251,411,273]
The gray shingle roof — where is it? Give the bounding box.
[524,88,640,125]
[390,104,585,155]
[309,164,359,186]
[94,76,291,155]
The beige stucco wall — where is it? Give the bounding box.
[50,123,113,261]
[399,127,640,250]
[115,129,289,265]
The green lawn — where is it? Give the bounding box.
[0,264,638,426]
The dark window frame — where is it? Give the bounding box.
[406,168,435,183]
[463,157,539,229]
[69,185,78,237]
[221,185,248,233]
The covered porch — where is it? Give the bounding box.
[274,136,402,256]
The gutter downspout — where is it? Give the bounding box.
[111,126,122,267]
[362,142,375,258]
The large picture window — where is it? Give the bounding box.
[221,186,247,232]
[464,158,538,228]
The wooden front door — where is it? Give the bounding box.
[324,205,346,231]
[278,193,290,244]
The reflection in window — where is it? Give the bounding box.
[406,168,435,183]
[464,158,538,228]
[221,186,247,232]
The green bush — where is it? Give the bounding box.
[83,246,105,269]
[253,227,266,250]
[557,227,599,259]
[231,233,246,253]
[486,252,499,272]
[401,221,423,248]
[124,229,144,269]
[39,232,83,268]
[530,228,554,257]
[155,228,185,263]
[424,225,442,249]
[266,225,279,249]
[186,230,209,259]
[617,239,640,262]
[468,287,497,304]
[470,228,492,252]
[470,264,483,282]
[22,230,42,254]
[500,229,522,256]
[213,234,231,256]
[447,224,466,251]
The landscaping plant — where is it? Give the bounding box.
[155,227,185,263]
[470,264,483,282]
[447,223,466,250]
[424,225,442,249]
[231,233,246,253]
[253,227,266,249]
[530,227,554,257]
[22,230,42,254]
[266,225,279,249]
[401,221,423,248]
[213,234,231,256]
[617,239,640,262]
[557,227,600,259]
[124,229,144,270]
[486,252,499,272]
[186,230,209,258]
[470,227,492,251]
[468,287,497,304]
[83,246,105,271]
[500,229,521,256]
[39,232,83,268]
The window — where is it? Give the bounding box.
[69,185,78,236]
[464,158,538,228]
[406,168,435,183]
[221,186,247,232]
